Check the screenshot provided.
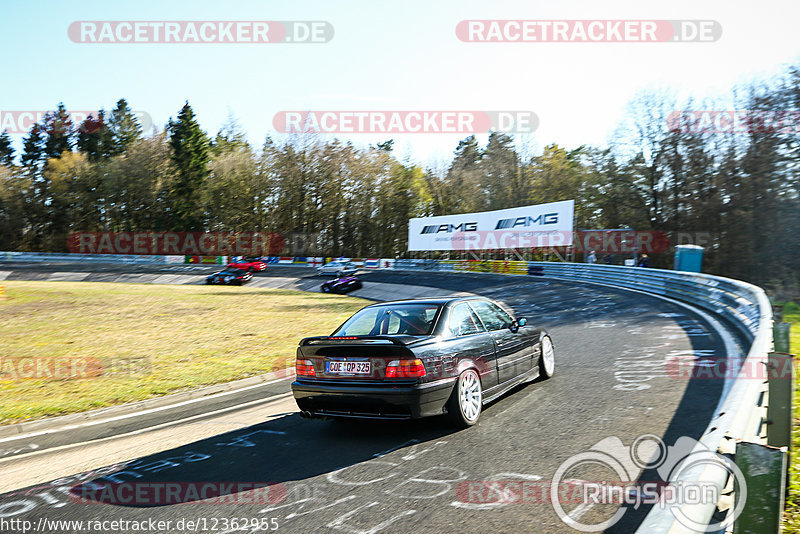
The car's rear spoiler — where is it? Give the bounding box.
[300,335,428,346]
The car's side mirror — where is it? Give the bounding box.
[518,318,527,327]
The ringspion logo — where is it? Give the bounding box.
[272,111,538,134]
[456,20,721,42]
[68,21,334,44]
[550,435,746,532]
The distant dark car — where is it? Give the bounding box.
[321,275,363,294]
[227,257,267,272]
[292,296,554,427]
[206,268,253,286]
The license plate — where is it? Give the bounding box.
[326,361,370,375]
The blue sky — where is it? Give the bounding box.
[2,0,798,165]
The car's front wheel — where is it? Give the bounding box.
[447,368,482,427]
[539,335,555,378]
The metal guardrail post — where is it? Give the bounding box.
[766,353,794,450]
[734,442,788,534]
[774,323,791,354]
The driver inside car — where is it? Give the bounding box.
[398,310,430,335]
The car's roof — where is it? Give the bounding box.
[363,296,489,307]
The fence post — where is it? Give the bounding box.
[734,442,788,534]
[773,322,791,353]
[766,353,793,450]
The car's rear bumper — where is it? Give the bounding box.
[291,378,456,419]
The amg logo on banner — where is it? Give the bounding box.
[67,232,285,256]
[420,222,478,234]
[494,213,559,229]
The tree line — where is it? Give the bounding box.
[0,64,798,292]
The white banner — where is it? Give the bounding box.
[408,200,574,251]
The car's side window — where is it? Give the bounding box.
[449,303,486,336]
[469,300,512,331]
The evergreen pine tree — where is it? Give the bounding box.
[0,130,14,167]
[21,123,45,171]
[109,98,142,155]
[43,103,74,159]
[77,109,115,161]
[167,102,210,231]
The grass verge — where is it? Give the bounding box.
[0,280,366,424]
[782,301,800,531]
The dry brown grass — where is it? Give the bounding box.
[0,281,366,424]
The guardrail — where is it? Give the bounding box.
[0,252,183,264]
[394,259,780,532]
[0,252,395,268]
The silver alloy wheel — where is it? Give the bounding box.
[459,369,482,422]
[541,336,555,377]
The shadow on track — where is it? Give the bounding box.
[67,413,462,508]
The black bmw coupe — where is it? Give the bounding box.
[205,268,253,286]
[320,275,363,294]
[291,296,554,427]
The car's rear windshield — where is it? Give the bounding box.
[332,304,441,336]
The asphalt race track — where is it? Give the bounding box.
[0,264,747,533]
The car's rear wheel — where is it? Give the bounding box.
[321,285,331,293]
[447,369,482,427]
[540,335,555,378]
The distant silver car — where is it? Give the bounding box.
[316,261,358,276]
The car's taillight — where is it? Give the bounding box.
[296,359,316,377]
[385,359,426,378]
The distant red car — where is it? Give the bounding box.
[227,257,267,272]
